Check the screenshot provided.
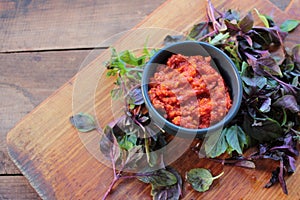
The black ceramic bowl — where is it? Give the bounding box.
[141,41,242,138]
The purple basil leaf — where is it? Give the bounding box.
[224,20,240,33]
[150,166,182,200]
[245,53,259,68]
[279,160,288,194]
[256,49,273,57]
[100,126,121,162]
[273,95,300,113]
[265,167,279,188]
[259,144,268,155]
[234,160,256,169]
[163,35,185,46]
[123,145,144,169]
[128,87,144,105]
[242,115,282,142]
[263,154,281,161]
[243,35,253,46]
[256,56,283,76]
[252,27,288,49]
[259,97,271,113]
[207,0,222,32]
[238,12,254,33]
[274,27,288,42]
[246,55,282,77]
[283,134,296,149]
[242,75,267,89]
[247,29,269,49]
[270,134,299,156]
[244,48,270,63]
[285,134,293,143]
[141,168,178,188]
[138,116,150,124]
[224,9,240,21]
[70,113,96,133]
[270,145,298,156]
[292,44,300,68]
[144,124,163,141]
[188,22,209,39]
[287,156,296,172]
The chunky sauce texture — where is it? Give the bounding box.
[148,54,232,129]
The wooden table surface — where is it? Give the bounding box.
[0,0,295,199]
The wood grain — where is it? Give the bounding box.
[0,0,164,199]
[269,0,291,10]
[5,0,300,199]
[0,176,41,200]
[285,0,300,19]
[0,50,93,175]
[0,0,166,52]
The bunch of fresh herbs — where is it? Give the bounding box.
[70,0,300,198]
[71,46,184,199]
[173,0,300,194]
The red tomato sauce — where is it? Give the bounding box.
[148,54,232,129]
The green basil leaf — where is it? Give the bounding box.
[69,113,96,132]
[186,168,224,192]
[292,76,299,87]
[225,125,248,155]
[148,151,158,168]
[224,45,241,70]
[118,134,137,151]
[143,39,157,58]
[240,61,249,77]
[120,50,146,66]
[254,8,270,28]
[239,130,250,148]
[209,32,230,45]
[266,78,279,89]
[152,169,178,188]
[204,129,227,158]
[256,76,268,89]
[280,19,300,32]
[111,88,123,100]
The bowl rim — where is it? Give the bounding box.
[141,41,243,136]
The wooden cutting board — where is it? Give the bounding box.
[7,0,300,199]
